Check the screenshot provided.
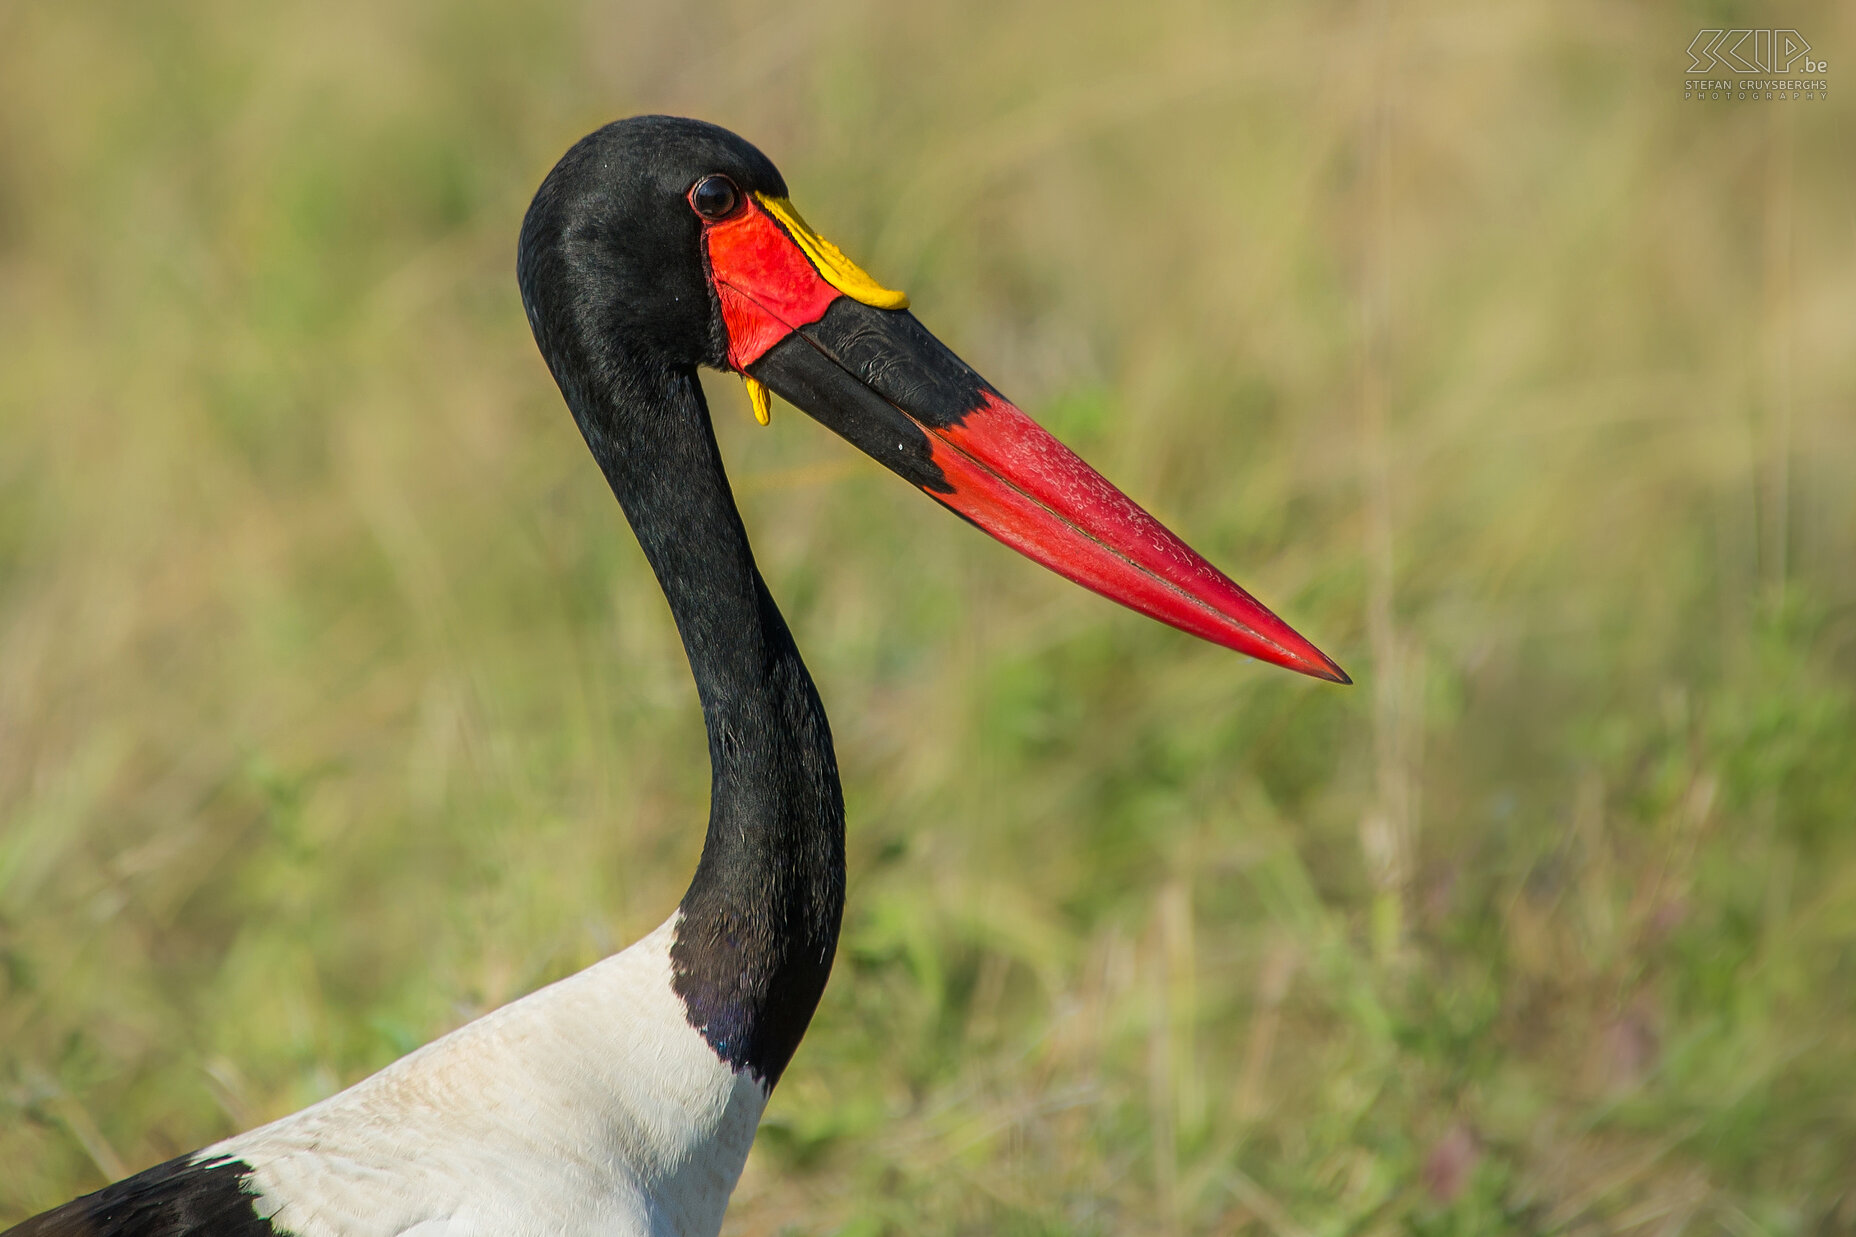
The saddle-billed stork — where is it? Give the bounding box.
[7,115,1345,1237]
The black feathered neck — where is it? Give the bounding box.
[517,121,845,1087]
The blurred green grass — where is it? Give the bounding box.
[3,0,1856,1232]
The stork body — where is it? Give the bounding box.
[11,922,766,1237]
[6,116,1342,1237]
[214,920,765,1236]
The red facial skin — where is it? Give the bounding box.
[705,202,839,370]
[699,201,1348,683]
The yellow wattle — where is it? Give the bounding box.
[743,374,773,426]
[755,193,909,311]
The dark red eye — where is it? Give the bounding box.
[689,174,741,221]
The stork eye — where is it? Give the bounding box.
[689,175,741,221]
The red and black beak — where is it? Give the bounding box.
[700,191,1349,684]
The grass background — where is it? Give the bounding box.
[3,0,1855,1232]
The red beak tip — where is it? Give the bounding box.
[1260,639,1351,685]
[1315,660,1354,686]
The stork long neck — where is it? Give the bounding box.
[576,359,845,1090]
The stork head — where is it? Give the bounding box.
[519,115,1347,683]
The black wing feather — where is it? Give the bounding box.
[3,1156,275,1237]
